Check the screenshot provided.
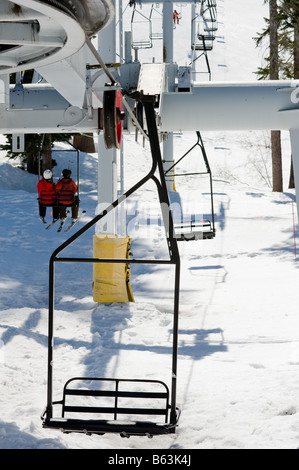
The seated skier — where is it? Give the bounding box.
[37,169,59,223]
[55,169,79,223]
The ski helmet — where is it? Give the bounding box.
[43,169,52,180]
[62,169,71,178]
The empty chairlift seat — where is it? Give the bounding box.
[168,132,216,241]
[149,5,163,40]
[194,33,215,51]
[131,7,152,50]
[175,220,215,241]
[192,8,216,52]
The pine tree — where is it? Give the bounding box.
[255,0,299,190]
[277,0,299,188]
[269,0,283,192]
[0,133,73,174]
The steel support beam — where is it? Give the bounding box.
[159,81,299,132]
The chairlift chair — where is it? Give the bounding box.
[42,377,179,437]
[131,5,152,50]
[165,132,216,242]
[38,143,80,217]
[203,11,218,32]
[149,4,163,40]
[41,93,181,438]
[194,34,215,51]
[190,6,213,79]
[191,7,215,52]
[202,0,217,24]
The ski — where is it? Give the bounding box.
[45,218,59,230]
[57,218,67,232]
[64,210,86,232]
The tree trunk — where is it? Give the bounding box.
[271,130,283,191]
[269,0,283,192]
[289,17,299,189]
[26,152,39,174]
[269,0,279,79]
[289,157,295,188]
[73,133,95,153]
[41,134,52,174]
[294,15,299,78]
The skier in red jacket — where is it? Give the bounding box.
[173,10,180,24]
[56,169,79,222]
[37,169,59,223]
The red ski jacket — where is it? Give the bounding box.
[56,178,78,205]
[37,179,57,205]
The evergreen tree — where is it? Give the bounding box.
[255,0,299,190]
[270,0,283,192]
[277,0,299,187]
[0,133,73,175]
[255,0,283,192]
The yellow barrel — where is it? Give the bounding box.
[93,233,134,303]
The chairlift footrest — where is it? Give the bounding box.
[42,416,179,437]
[42,377,180,437]
[175,230,215,241]
[175,221,216,241]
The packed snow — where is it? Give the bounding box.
[1,0,299,450]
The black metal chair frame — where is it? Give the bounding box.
[41,93,181,437]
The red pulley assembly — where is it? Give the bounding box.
[103,88,124,149]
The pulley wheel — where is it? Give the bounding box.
[103,88,124,149]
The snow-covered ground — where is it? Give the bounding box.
[2,0,299,450]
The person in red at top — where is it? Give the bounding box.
[173,10,180,24]
[55,168,79,222]
[37,169,59,223]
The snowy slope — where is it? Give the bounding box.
[1,0,299,450]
